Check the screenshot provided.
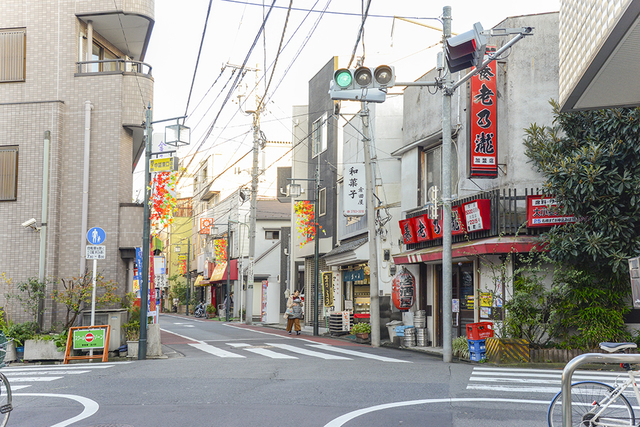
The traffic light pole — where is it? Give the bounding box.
[360,103,381,347]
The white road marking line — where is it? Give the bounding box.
[3,364,123,372]
[307,344,411,363]
[227,343,251,347]
[323,398,549,427]
[11,385,31,390]
[244,348,298,359]
[467,384,561,393]
[4,370,90,376]
[14,393,99,427]
[182,325,195,328]
[471,371,624,380]
[189,343,245,358]
[9,376,64,382]
[473,366,626,377]
[266,343,351,360]
[224,323,293,339]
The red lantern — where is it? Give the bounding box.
[392,267,416,311]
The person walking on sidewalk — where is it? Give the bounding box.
[285,290,303,335]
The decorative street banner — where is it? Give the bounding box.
[261,280,268,322]
[343,163,366,216]
[469,48,498,178]
[134,247,143,298]
[322,272,334,307]
[72,328,106,350]
[526,195,576,227]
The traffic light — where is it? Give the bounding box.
[329,65,395,103]
[445,22,487,73]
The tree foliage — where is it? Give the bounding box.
[523,101,640,286]
[51,271,120,329]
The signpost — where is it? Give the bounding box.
[85,227,105,334]
[63,325,111,364]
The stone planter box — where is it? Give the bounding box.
[127,341,138,358]
[2,341,16,363]
[24,339,64,362]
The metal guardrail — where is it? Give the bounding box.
[561,353,640,426]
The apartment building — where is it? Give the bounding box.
[0,0,154,327]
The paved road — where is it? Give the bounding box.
[5,315,555,427]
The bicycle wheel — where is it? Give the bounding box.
[0,372,12,427]
[548,381,634,426]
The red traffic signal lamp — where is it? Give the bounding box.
[445,22,487,73]
[329,65,395,103]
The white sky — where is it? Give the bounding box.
[135,0,560,199]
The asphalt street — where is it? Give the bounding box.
[5,314,557,427]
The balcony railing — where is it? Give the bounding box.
[405,187,545,251]
[76,59,152,76]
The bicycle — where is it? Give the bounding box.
[0,334,13,427]
[548,342,640,426]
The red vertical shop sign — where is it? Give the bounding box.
[398,219,417,244]
[469,52,498,178]
[412,215,431,242]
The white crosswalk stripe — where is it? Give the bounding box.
[183,340,409,362]
[0,362,130,390]
[467,366,633,395]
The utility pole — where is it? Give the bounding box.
[441,5,454,364]
[360,103,380,347]
[246,111,260,325]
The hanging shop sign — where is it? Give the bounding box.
[399,218,417,244]
[463,199,491,232]
[199,217,214,234]
[343,163,366,216]
[392,267,415,311]
[411,214,432,242]
[343,269,365,282]
[322,272,334,307]
[469,48,498,178]
[526,195,576,228]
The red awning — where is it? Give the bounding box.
[200,259,238,285]
[393,236,545,265]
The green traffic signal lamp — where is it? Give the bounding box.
[334,69,353,89]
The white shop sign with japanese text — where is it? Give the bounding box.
[343,163,366,216]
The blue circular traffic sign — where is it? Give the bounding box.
[87,227,106,245]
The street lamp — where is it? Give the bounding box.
[287,171,321,337]
[140,105,189,360]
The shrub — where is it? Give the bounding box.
[351,323,371,335]
[452,336,469,359]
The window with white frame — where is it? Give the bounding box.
[0,28,26,82]
[312,113,327,157]
[422,144,458,206]
[319,187,326,216]
[0,146,18,201]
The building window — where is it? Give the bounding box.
[0,146,18,201]
[319,187,326,216]
[312,113,327,157]
[91,41,118,72]
[0,28,26,82]
[421,144,458,205]
[265,230,280,240]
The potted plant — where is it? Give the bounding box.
[351,322,371,340]
[206,304,216,319]
[122,306,141,358]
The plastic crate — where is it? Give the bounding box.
[469,351,486,362]
[466,322,494,340]
[395,326,415,337]
[468,339,486,353]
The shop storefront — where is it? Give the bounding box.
[342,264,370,323]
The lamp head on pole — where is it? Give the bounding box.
[165,120,191,147]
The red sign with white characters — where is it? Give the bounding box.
[470,48,498,178]
[463,199,491,232]
[392,268,415,311]
[399,219,417,244]
[526,195,576,228]
[412,215,432,242]
[451,206,466,236]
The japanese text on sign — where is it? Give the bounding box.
[470,47,498,178]
[86,245,105,259]
[343,163,366,216]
